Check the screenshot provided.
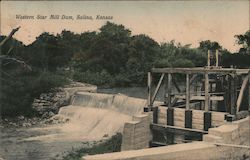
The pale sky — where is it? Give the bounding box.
[0,1,249,52]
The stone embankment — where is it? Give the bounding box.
[32,81,97,119]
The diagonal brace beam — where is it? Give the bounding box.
[152,73,165,104]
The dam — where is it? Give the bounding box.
[2,51,248,160]
[84,51,250,159]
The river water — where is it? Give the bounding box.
[0,90,147,160]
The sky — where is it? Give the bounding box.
[0,1,249,52]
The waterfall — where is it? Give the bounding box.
[54,92,147,140]
[25,92,147,142]
[71,92,146,115]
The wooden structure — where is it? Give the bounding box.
[146,67,250,115]
[145,66,250,146]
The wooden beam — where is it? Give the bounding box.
[230,75,237,115]
[249,72,250,112]
[216,50,219,67]
[171,74,197,107]
[151,67,250,75]
[150,123,208,135]
[164,74,168,105]
[172,76,181,93]
[147,72,152,109]
[190,74,198,86]
[152,73,165,103]
[208,50,211,67]
[236,75,249,113]
[204,112,212,131]
[175,95,224,101]
[212,143,250,149]
[167,73,172,107]
[186,74,190,110]
[152,107,158,124]
[204,73,210,111]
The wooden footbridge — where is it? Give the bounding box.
[144,51,250,146]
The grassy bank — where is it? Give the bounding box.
[63,133,122,160]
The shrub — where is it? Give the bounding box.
[0,71,69,118]
[63,133,122,160]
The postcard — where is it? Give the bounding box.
[0,1,249,160]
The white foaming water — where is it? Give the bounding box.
[25,92,147,142]
[72,92,147,115]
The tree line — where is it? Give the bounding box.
[1,22,249,117]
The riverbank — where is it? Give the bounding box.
[63,133,122,160]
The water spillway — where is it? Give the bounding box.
[31,92,147,142]
[71,92,147,116]
[56,92,147,140]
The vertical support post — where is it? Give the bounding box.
[230,74,236,115]
[167,73,172,107]
[147,72,152,111]
[185,110,192,128]
[152,107,158,124]
[215,49,219,67]
[186,73,190,110]
[204,73,210,111]
[249,72,250,113]
[204,112,212,131]
[167,107,174,126]
[164,75,168,105]
[207,50,211,67]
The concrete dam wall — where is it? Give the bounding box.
[52,92,148,141]
[84,116,250,160]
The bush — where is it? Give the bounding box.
[73,70,114,86]
[63,133,122,160]
[0,71,69,118]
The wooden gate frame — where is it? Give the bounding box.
[146,67,250,118]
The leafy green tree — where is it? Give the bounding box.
[75,22,131,74]
[126,34,160,83]
[198,40,222,51]
[235,30,250,55]
[27,32,72,71]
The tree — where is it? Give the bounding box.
[198,40,222,51]
[76,22,131,74]
[0,27,31,70]
[0,28,69,118]
[126,34,160,83]
[27,32,72,71]
[235,30,250,55]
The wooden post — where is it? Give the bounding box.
[216,49,219,67]
[230,75,237,115]
[167,107,174,126]
[248,72,250,112]
[167,73,172,107]
[164,75,168,105]
[207,50,211,67]
[152,73,165,103]
[152,107,158,124]
[147,72,152,110]
[236,75,249,113]
[186,74,190,110]
[204,112,212,131]
[172,76,181,93]
[204,73,210,111]
[185,110,192,128]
